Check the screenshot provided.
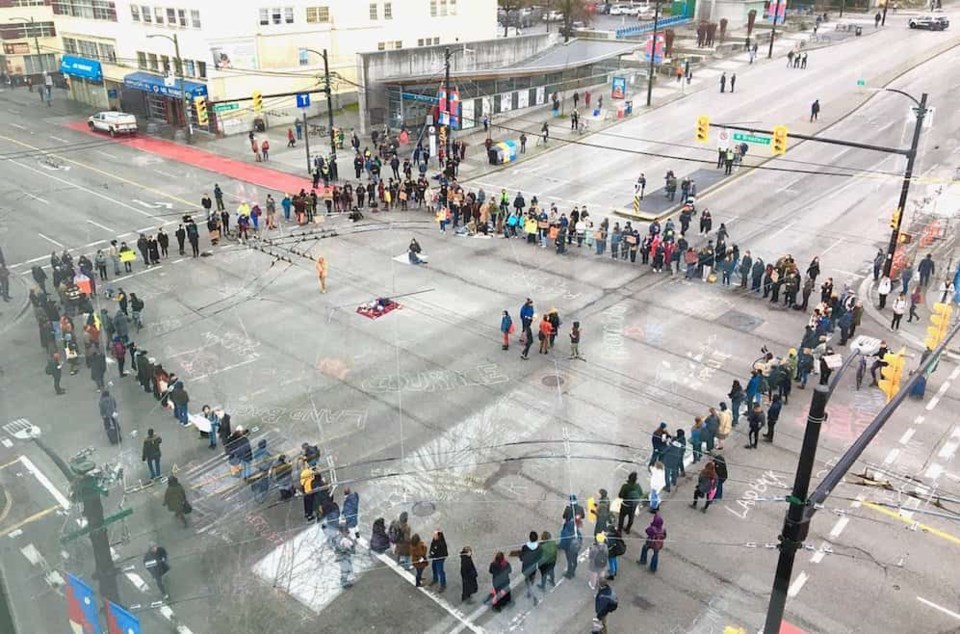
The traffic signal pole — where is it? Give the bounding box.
[883,92,927,278]
[444,47,453,161]
[768,0,782,59]
[321,49,338,181]
[763,321,960,633]
[646,0,662,107]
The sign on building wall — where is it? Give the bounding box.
[461,100,475,129]
[517,90,529,109]
[210,40,259,70]
[611,76,627,99]
[500,93,512,113]
[535,86,546,106]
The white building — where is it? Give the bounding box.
[49,0,496,134]
[0,0,61,85]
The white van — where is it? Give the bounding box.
[87,111,138,136]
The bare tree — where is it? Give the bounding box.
[498,0,536,37]
[555,0,590,42]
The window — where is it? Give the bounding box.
[258,9,269,25]
[430,0,436,17]
[190,10,201,28]
[78,39,98,58]
[131,5,140,21]
[99,42,116,62]
[154,7,164,23]
[52,0,117,21]
[284,7,294,22]
[147,52,158,71]
[417,38,423,46]
[433,37,439,45]
[197,60,207,78]
[306,6,329,22]
[369,3,377,19]
[23,54,56,74]
[137,51,147,68]
[271,7,282,24]
[1,21,57,39]
[12,0,47,5]
[377,42,385,51]
[384,2,392,18]
[63,37,78,54]
[377,41,402,51]
[440,0,448,16]
[141,5,151,22]
[167,8,176,25]
[184,59,195,77]
[449,0,457,15]
[178,9,187,27]
[395,40,402,48]
[160,54,170,72]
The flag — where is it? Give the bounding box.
[105,601,141,634]
[66,573,101,634]
[437,87,461,129]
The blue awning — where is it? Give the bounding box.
[123,71,207,98]
[61,55,102,82]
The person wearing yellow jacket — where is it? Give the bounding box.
[300,467,317,522]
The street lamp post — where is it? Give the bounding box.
[882,89,928,278]
[645,0,662,107]
[147,33,191,144]
[302,48,339,181]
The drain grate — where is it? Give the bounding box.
[541,375,565,387]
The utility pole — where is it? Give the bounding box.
[444,46,453,164]
[767,0,781,59]
[303,109,311,174]
[883,92,927,278]
[646,0,662,107]
[763,385,828,634]
[881,0,889,26]
[321,49,337,181]
[148,32,191,143]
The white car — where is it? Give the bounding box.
[87,111,138,136]
[542,10,564,21]
[609,4,632,15]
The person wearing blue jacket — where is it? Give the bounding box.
[519,298,535,331]
[500,310,513,350]
[746,370,763,405]
[342,487,360,535]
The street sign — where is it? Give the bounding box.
[856,78,866,87]
[733,131,771,146]
[296,93,311,108]
[717,128,731,149]
[212,102,239,113]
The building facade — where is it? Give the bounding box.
[47,0,496,134]
[0,0,61,86]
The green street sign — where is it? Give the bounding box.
[211,102,239,113]
[732,132,771,146]
[857,78,866,87]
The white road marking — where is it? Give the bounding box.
[830,517,850,538]
[86,219,115,233]
[949,366,960,381]
[20,544,43,566]
[20,456,71,509]
[915,415,925,426]
[10,159,158,218]
[937,427,960,460]
[926,464,944,479]
[1,439,12,448]
[883,448,900,465]
[124,571,149,592]
[9,123,27,130]
[899,428,916,445]
[787,571,809,598]
[917,597,960,621]
[926,382,950,411]
[49,135,68,143]
[769,221,795,239]
[25,192,49,204]
[95,150,119,159]
[821,237,845,256]
[36,232,63,248]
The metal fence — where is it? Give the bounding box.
[615,16,691,39]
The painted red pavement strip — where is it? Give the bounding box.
[780,621,808,634]
[64,121,316,194]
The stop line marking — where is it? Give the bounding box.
[918,596,960,621]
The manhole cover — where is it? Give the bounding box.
[715,309,764,333]
[411,501,436,517]
[541,374,565,387]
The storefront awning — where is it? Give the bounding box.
[61,55,103,82]
[123,71,207,98]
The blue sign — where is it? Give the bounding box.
[296,93,311,108]
[401,91,440,104]
[60,55,103,82]
[107,88,118,98]
[122,71,207,98]
[105,600,141,634]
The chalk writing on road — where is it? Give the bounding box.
[725,470,791,520]
[361,363,509,393]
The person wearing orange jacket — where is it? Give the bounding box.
[538,314,553,355]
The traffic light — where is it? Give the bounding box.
[695,115,710,143]
[890,207,902,229]
[252,90,263,113]
[771,125,788,155]
[924,302,954,349]
[878,349,906,402]
[194,96,208,125]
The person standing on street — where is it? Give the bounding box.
[746,403,765,448]
[918,254,935,287]
[810,99,821,122]
[460,547,479,603]
[333,524,356,589]
[616,472,644,534]
[638,514,666,572]
[175,225,186,256]
[586,533,609,590]
[877,275,891,309]
[46,353,65,395]
[719,72,726,93]
[537,531,557,590]
[429,530,449,591]
[170,381,189,426]
[764,395,783,442]
[144,545,170,600]
[157,228,170,258]
[518,531,541,604]
[691,461,718,512]
[908,286,922,323]
[891,292,907,330]
[163,475,190,528]
[594,579,618,633]
[99,389,120,444]
[142,428,162,479]
[730,73,736,93]
[569,321,583,360]
[315,256,328,293]
[500,310,513,350]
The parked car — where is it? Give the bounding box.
[542,10,564,21]
[87,111,138,136]
[908,14,949,29]
[610,4,635,15]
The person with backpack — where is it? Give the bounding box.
[604,527,626,581]
[390,512,412,568]
[559,512,582,579]
[649,422,670,466]
[586,533,609,590]
[537,530,557,589]
[638,514,667,572]
[129,293,144,331]
[616,472,644,534]
[691,461,718,512]
[487,551,512,611]
[141,428,162,479]
[518,531,541,604]
[594,579,618,633]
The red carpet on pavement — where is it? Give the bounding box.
[356,299,401,320]
[65,121,317,195]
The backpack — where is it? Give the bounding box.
[607,589,619,612]
[592,545,608,568]
[387,520,401,544]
